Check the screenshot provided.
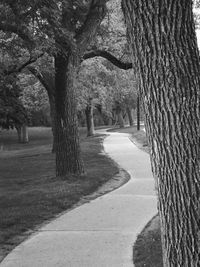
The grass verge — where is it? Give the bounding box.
[0,127,125,262]
[108,125,163,266]
[133,215,162,267]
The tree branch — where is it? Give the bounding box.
[4,54,44,75]
[76,0,107,51]
[27,66,55,97]
[83,50,133,70]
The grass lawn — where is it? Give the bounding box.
[0,127,121,262]
[133,215,162,267]
[109,125,163,267]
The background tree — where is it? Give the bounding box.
[0,0,109,176]
[110,66,137,127]
[0,0,141,176]
[122,0,200,266]
[0,74,28,143]
[19,73,50,127]
[76,57,137,132]
[76,58,108,136]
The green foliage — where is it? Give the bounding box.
[19,73,51,126]
[76,57,137,121]
[0,0,135,128]
[19,74,49,112]
[0,0,107,57]
[0,75,27,129]
[93,0,129,58]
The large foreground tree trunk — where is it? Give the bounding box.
[122,0,200,266]
[54,53,84,176]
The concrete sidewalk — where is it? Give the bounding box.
[1,131,157,267]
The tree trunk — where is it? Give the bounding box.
[108,117,113,126]
[16,124,29,143]
[49,95,56,153]
[118,110,125,128]
[21,124,29,143]
[54,53,84,176]
[127,106,134,126]
[115,102,125,128]
[15,125,22,143]
[122,1,200,266]
[137,95,140,131]
[85,98,95,136]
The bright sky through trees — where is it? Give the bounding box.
[194,6,200,46]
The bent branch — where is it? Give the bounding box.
[83,50,133,70]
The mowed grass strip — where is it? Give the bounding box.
[133,215,162,267]
[0,127,119,261]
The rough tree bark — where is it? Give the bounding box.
[122,0,200,266]
[54,53,84,176]
[52,0,107,176]
[85,98,95,136]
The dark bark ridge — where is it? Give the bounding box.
[122,0,200,266]
[54,53,84,175]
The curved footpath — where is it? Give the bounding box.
[1,131,157,267]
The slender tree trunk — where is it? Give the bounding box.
[85,98,95,136]
[21,124,29,143]
[16,124,29,143]
[122,1,200,266]
[127,106,134,126]
[49,95,56,153]
[115,102,125,128]
[137,95,140,131]
[108,117,112,126]
[15,125,22,143]
[118,110,125,128]
[54,53,84,176]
